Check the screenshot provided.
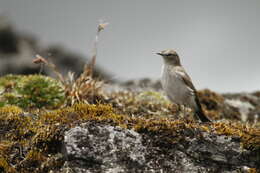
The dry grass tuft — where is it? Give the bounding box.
[33,21,109,105]
[66,21,108,104]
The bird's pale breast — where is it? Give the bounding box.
[161,64,196,108]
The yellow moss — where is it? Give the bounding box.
[36,104,260,152]
[0,157,10,173]
[197,89,224,119]
[0,102,259,172]
[213,122,260,150]
[38,103,114,126]
[25,103,119,154]
[0,157,16,173]
[0,105,34,143]
[0,141,13,156]
[0,105,23,115]
[25,149,46,163]
[248,168,259,173]
[198,89,225,106]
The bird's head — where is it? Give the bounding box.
[156,49,181,65]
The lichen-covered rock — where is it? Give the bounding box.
[186,133,259,170]
[63,123,146,172]
[0,102,259,172]
[224,92,260,123]
[61,122,260,173]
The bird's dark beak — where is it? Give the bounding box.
[156,52,163,56]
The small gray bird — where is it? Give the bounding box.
[157,49,211,122]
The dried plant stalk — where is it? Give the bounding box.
[33,21,108,105]
[86,21,109,77]
[68,21,108,104]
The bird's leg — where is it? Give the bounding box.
[183,105,186,119]
[179,104,185,119]
[174,104,181,119]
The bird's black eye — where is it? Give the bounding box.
[165,54,171,56]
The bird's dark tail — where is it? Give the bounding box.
[195,108,211,122]
[194,96,211,122]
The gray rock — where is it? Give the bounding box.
[63,123,146,173]
[61,122,259,173]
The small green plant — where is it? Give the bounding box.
[0,74,65,109]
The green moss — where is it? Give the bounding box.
[109,90,177,118]
[136,91,170,105]
[0,74,65,109]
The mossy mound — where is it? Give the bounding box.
[0,104,114,172]
[0,103,259,172]
[0,74,65,109]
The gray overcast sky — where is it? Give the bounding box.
[1,0,260,92]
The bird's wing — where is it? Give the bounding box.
[174,66,196,95]
[174,66,211,122]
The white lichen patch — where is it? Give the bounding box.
[225,99,254,122]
